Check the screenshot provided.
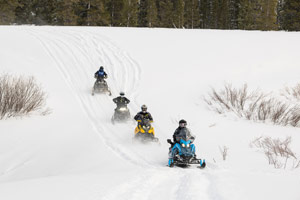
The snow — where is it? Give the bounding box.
[0,26,300,200]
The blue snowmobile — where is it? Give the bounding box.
[167,127,206,168]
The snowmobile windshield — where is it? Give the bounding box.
[175,128,193,142]
[141,118,151,127]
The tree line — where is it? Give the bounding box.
[0,0,299,31]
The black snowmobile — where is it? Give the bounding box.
[92,75,111,96]
[111,105,131,124]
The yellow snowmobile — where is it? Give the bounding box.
[134,118,159,143]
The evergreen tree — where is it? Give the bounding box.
[173,0,184,28]
[106,0,125,26]
[238,0,260,30]
[280,0,300,31]
[30,0,58,25]
[75,0,109,26]
[184,0,200,29]
[123,0,138,26]
[15,0,36,24]
[138,0,158,27]
[228,0,239,29]
[260,0,278,30]
[158,0,173,28]
[216,0,229,29]
[147,0,158,27]
[239,0,278,30]
[206,0,218,28]
[199,0,208,28]
[138,0,148,26]
[0,0,19,24]
[55,0,79,25]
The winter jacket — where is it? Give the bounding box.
[134,111,153,122]
[113,96,130,108]
[95,70,107,80]
[173,127,192,143]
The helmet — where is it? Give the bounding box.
[141,104,147,112]
[100,66,104,70]
[120,92,125,96]
[179,119,187,127]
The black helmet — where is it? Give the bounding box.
[179,119,187,124]
[100,66,104,70]
[141,104,147,112]
[120,92,125,96]
[179,119,187,127]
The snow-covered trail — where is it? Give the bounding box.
[2,26,299,200]
[24,27,220,200]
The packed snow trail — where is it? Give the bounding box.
[25,27,221,200]
[3,27,298,200]
[27,28,147,165]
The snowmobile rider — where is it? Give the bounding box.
[113,92,130,109]
[134,105,153,125]
[172,119,192,144]
[94,66,107,82]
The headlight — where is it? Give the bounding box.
[181,143,185,148]
[143,126,146,129]
[187,144,190,148]
[119,107,127,111]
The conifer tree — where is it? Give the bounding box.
[54,0,78,25]
[216,0,229,29]
[123,0,138,26]
[29,0,58,24]
[158,0,173,28]
[239,0,278,30]
[74,0,109,26]
[260,0,278,30]
[138,0,148,26]
[238,0,260,30]
[184,0,200,29]
[173,0,185,28]
[147,0,158,27]
[206,0,218,28]
[280,0,300,31]
[15,0,36,24]
[106,0,125,26]
[0,0,19,24]
[138,0,158,27]
[228,0,239,29]
[199,0,208,28]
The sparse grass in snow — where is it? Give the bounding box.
[0,74,48,119]
[219,145,229,161]
[250,136,300,169]
[281,83,300,101]
[204,83,300,127]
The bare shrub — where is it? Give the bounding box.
[204,83,300,127]
[281,84,300,101]
[250,136,300,169]
[0,74,48,119]
[219,145,229,161]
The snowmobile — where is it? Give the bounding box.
[92,76,112,96]
[133,118,159,143]
[111,105,131,124]
[167,127,205,168]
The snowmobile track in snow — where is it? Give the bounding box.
[26,27,222,200]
